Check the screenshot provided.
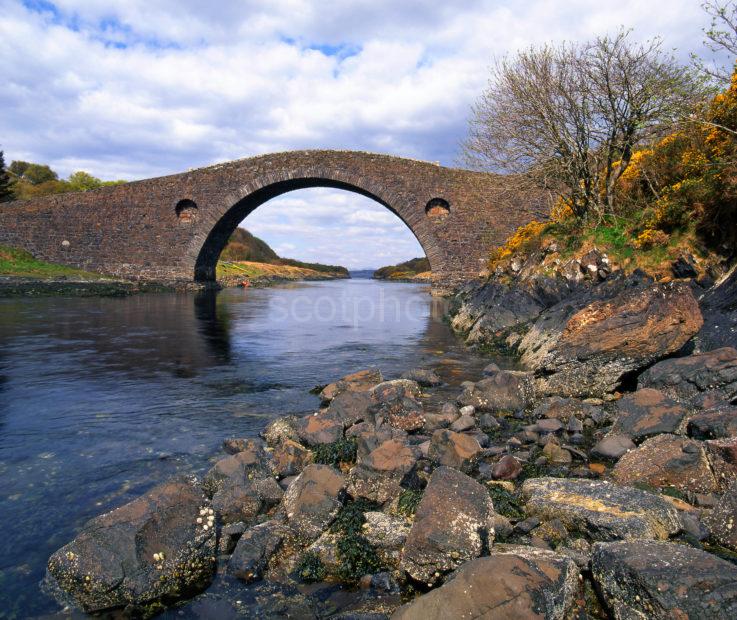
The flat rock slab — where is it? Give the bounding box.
[638,346,737,403]
[400,466,494,586]
[611,388,689,442]
[521,477,681,541]
[592,540,737,619]
[282,464,347,541]
[612,434,719,494]
[392,547,580,620]
[47,478,216,614]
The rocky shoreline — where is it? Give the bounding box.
[42,254,737,619]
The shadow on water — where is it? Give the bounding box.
[0,280,500,617]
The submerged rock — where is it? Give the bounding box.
[393,547,580,620]
[400,466,494,586]
[521,477,681,541]
[521,282,702,398]
[47,478,216,615]
[592,540,737,619]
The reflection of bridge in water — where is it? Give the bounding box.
[0,151,547,290]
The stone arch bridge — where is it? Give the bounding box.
[0,150,547,289]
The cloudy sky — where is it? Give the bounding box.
[0,0,721,268]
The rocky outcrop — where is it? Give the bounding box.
[592,540,737,619]
[521,282,703,397]
[393,547,580,620]
[400,466,495,586]
[521,478,681,541]
[47,478,216,615]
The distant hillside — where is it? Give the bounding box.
[221,228,279,263]
[373,257,431,282]
[221,228,349,279]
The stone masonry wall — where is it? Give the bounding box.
[0,150,548,288]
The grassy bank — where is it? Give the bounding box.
[216,260,349,286]
[0,245,110,280]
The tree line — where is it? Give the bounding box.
[0,155,125,203]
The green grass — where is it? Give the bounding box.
[0,245,107,280]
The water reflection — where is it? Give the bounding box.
[0,280,493,616]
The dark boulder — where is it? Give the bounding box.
[591,434,636,460]
[325,390,374,427]
[203,441,273,497]
[592,540,737,619]
[400,368,442,387]
[400,466,494,586]
[211,476,283,525]
[610,388,689,442]
[228,521,288,583]
[282,464,347,541]
[704,478,737,551]
[688,406,737,439]
[638,346,737,404]
[270,438,313,478]
[47,478,216,614]
[294,411,344,446]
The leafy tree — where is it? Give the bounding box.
[0,150,14,202]
[463,30,706,220]
[67,171,103,192]
[15,162,58,185]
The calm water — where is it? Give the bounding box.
[0,279,493,617]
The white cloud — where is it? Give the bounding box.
[0,0,723,268]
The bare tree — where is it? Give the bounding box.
[463,31,703,219]
[694,1,737,82]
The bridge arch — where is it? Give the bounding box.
[0,150,548,290]
[189,168,443,282]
